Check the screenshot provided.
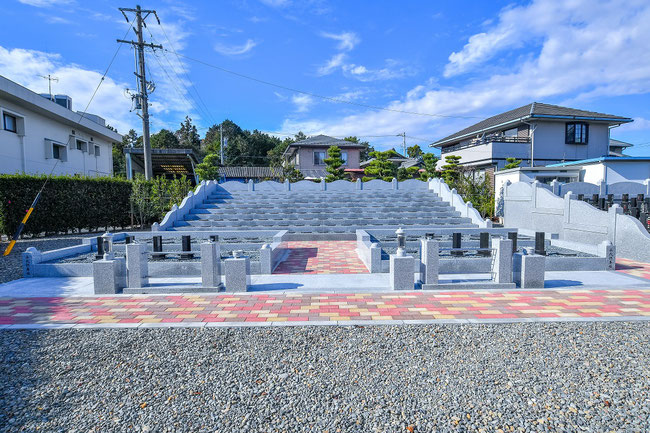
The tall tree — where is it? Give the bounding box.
[195,153,221,181]
[407,144,424,159]
[344,136,374,161]
[150,129,179,149]
[175,116,201,154]
[441,155,462,185]
[113,129,140,177]
[324,145,346,182]
[420,153,440,180]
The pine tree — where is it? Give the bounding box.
[441,155,462,186]
[503,157,522,170]
[363,150,397,181]
[175,116,201,155]
[420,153,440,180]
[324,145,346,182]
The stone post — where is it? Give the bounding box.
[392,178,398,190]
[369,243,381,273]
[550,179,560,196]
[607,204,623,244]
[597,240,616,270]
[419,238,439,287]
[126,243,148,288]
[645,178,650,196]
[493,238,513,284]
[93,257,126,294]
[201,241,222,290]
[284,179,290,191]
[356,178,362,190]
[22,247,41,278]
[321,177,326,190]
[513,253,545,289]
[599,180,607,197]
[389,254,414,290]
[259,243,273,274]
[563,192,574,224]
[224,255,250,292]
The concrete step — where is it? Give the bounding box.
[180,217,473,228]
[187,211,463,221]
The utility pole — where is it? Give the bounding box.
[220,124,224,165]
[118,5,161,180]
[40,75,58,101]
[398,132,406,156]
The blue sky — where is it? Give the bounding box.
[2,0,650,155]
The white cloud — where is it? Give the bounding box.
[321,31,360,51]
[214,39,258,56]
[281,0,650,148]
[42,15,72,24]
[292,94,314,113]
[259,0,290,7]
[317,53,346,76]
[18,0,72,7]
[0,46,134,134]
[342,59,417,82]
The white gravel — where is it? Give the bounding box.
[1,322,649,432]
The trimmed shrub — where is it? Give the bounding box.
[0,174,132,237]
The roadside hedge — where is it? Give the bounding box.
[0,174,132,237]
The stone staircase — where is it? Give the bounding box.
[168,189,477,232]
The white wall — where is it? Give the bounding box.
[0,96,114,177]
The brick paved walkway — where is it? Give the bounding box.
[616,258,650,280]
[273,241,368,274]
[1,289,650,327]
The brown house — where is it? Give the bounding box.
[283,134,365,179]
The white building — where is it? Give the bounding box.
[0,75,121,177]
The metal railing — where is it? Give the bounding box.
[441,134,531,154]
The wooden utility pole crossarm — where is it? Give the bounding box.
[117,5,162,180]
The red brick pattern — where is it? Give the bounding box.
[273,241,368,274]
[1,289,650,325]
[616,258,650,280]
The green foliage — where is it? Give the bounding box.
[195,153,221,181]
[0,174,132,237]
[280,162,304,182]
[113,129,140,177]
[397,166,420,181]
[364,150,397,180]
[503,157,522,170]
[455,172,494,218]
[407,144,424,159]
[324,146,346,182]
[175,116,202,155]
[441,155,462,185]
[130,174,192,226]
[151,129,180,149]
[420,153,440,180]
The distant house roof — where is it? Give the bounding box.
[547,156,650,167]
[359,150,408,168]
[283,135,366,156]
[400,157,424,169]
[219,166,282,179]
[610,138,633,148]
[431,102,633,148]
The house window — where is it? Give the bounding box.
[76,139,88,152]
[565,122,588,144]
[52,143,67,161]
[94,145,100,156]
[313,151,326,165]
[341,151,348,165]
[3,113,17,133]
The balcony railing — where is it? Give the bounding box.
[441,134,531,153]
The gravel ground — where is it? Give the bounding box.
[1,322,649,432]
[0,235,90,284]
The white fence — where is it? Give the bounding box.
[503,180,650,262]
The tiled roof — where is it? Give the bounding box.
[219,166,282,179]
[287,135,366,149]
[432,102,633,147]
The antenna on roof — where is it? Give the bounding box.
[40,74,59,101]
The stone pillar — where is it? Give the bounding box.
[321,177,326,190]
[248,179,255,191]
[563,192,574,224]
[513,253,545,289]
[93,257,126,294]
[201,241,223,289]
[22,247,41,278]
[599,180,607,197]
[259,243,273,274]
[392,178,398,190]
[389,253,414,290]
[224,256,250,292]
[607,204,623,244]
[493,238,513,284]
[126,243,148,288]
[419,238,439,286]
[356,178,362,190]
[550,179,560,196]
[284,179,290,191]
[369,242,381,273]
[597,240,616,270]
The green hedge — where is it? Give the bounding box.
[0,174,132,237]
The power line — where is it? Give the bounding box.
[165,49,483,120]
